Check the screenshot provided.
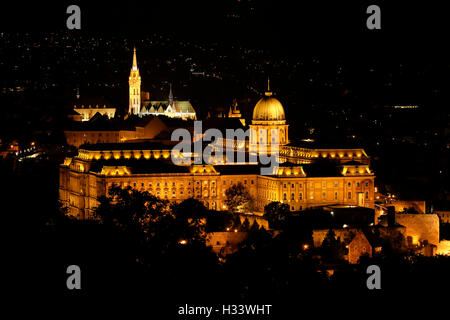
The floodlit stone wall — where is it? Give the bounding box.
[395,213,439,245]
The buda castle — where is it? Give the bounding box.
[59,49,375,219]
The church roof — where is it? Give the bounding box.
[143,100,195,114]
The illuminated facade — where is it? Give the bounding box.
[129,47,141,115]
[73,104,116,122]
[60,73,376,220]
[59,141,375,219]
[129,49,196,119]
[249,81,289,156]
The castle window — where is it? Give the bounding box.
[322,182,326,189]
[141,183,144,187]
[357,182,360,188]
[223,181,226,185]
[299,192,303,200]
[291,183,295,189]
[348,182,351,187]
[283,193,287,201]
[365,181,369,187]
[365,191,369,199]
[291,193,295,200]
[284,184,287,188]
[309,192,314,200]
[322,192,326,200]
[299,183,302,188]
[172,182,176,187]
[334,192,338,200]
[251,180,254,185]
[334,181,338,187]
[348,192,352,199]
[244,180,247,184]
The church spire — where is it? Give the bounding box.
[132,47,138,70]
[169,83,173,104]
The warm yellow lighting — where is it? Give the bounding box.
[179,239,187,245]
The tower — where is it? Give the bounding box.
[249,79,289,155]
[129,47,141,115]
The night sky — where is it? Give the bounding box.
[1,1,449,52]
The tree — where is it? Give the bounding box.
[240,218,250,231]
[250,220,260,232]
[231,214,241,230]
[95,185,170,233]
[94,186,209,256]
[224,182,254,213]
[320,229,346,263]
[171,198,209,243]
[264,201,290,229]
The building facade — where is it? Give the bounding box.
[59,141,375,219]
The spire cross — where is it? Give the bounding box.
[265,77,272,96]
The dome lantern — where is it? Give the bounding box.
[252,79,285,121]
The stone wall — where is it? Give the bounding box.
[391,200,426,214]
[207,232,249,255]
[436,240,450,255]
[395,213,439,245]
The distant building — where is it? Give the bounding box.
[64,116,193,148]
[73,104,116,122]
[228,99,245,126]
[60,56,376,219]
[128,48,196,120]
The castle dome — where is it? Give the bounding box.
[252,91,285,121]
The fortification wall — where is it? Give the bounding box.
[395,213,439,245]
